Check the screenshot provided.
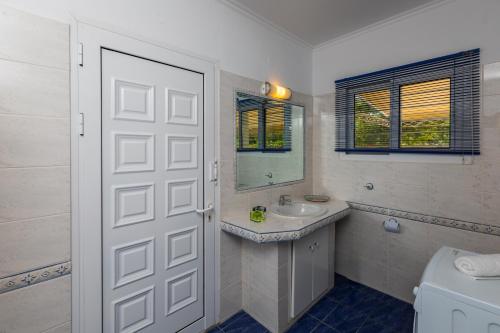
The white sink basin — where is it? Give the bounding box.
[270,202,327,218]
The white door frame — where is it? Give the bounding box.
[71,21,218,333]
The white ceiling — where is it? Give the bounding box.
[226,0,441,47]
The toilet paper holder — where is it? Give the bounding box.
[383,218,400,233]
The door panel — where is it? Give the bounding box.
[102,49,204,333]
[291,232,314,317]
[312,230,329,299]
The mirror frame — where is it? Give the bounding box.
[233,89,306,192]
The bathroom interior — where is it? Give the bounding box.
[1,0,500,333]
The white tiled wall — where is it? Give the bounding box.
[313,63,500,302]
[0,5,70,333]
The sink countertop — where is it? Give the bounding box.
[220,200,351,243]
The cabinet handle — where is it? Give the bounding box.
[308,245,314,252]
[314,242,318,249]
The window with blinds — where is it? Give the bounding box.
[236,93,292,152]
[335,49,480,154]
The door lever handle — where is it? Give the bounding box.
[196,203,214,214]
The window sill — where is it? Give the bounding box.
[338,152,474,164]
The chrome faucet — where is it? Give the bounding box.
[279,194,292,206]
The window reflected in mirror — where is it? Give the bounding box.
[235,92,304,191]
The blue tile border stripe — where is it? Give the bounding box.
[348,201,500,237]
[0,261,71,294]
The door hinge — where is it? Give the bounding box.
[209,160,218,183]
[77,42,83,67]
[79,113,84,136]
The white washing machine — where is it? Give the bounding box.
[413,246,500,333]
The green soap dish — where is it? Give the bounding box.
[250,206,266,223]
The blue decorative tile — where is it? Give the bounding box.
[219,311,247,330]
[323,305,368,333]
[313,323,340,332]
[286,314,319,333]
[307,297,338,321]
[357,321,390,333]
[327,284,357,303]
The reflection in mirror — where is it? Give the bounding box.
[235,92,304,191]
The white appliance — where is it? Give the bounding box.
[413,246,500,333]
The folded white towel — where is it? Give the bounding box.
[454,254,500,277]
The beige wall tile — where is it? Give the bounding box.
[483,94,500,118]
[0,5,69,69]
[351,257,388,293]
[277,264,289,302]
[220,231,242,259]
[483,62,500,96]
[462,231,500,254]
[0,214,70,278]
[0,167,70,222]
[42,322,71,333]
[221,254,241,288]
[220,281,243,322]
[242,282,279,332]
[242,253,279,301]
[351,215,388,265]
[386,267,418,303]
[0,115,69,167]
[387,218,430,279]
[0,59,69,118]
[335,250,358,281]
[0,275,70,333]
[481,192,500,225]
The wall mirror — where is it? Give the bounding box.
[235,92,305,191]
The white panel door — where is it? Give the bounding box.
[102,49,205,333]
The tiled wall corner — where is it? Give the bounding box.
[218,70,314,324]
[241,240,280,332]
[219,231,242,321]
[314,61,500,302]
[335,210,500,303]
[0,4,71,332]
[42,322,71,333]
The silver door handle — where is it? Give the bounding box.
[196,203,213,214]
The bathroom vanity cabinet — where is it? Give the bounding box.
[291,228,329,317]
[220,200,350,332]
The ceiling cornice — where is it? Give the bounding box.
[219,0,314,49]
[220,0,454,51]
[314,0,455,51]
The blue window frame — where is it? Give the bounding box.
[335,49,480,155]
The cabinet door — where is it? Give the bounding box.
[291,232,314,317]
[312,229,329,299]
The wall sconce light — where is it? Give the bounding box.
[260,81,292,100]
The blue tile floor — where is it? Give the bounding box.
[208,274,414,333]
